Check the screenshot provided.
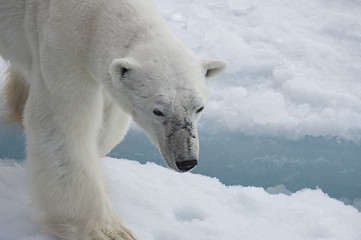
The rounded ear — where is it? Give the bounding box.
[202,59,227,79]
[109,57,140,80]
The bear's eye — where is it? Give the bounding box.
[196,106,204,113]
[153,109,165,117]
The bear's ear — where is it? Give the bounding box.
[202,59,227,79]
[109,58,140,80]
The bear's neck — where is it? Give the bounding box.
[86,0,190,85]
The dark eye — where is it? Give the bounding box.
[196,106,204,113]
[153,109,164,116]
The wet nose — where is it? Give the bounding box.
[176,159,198,172]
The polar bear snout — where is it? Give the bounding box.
[156,121,200,173]
[176,159,198,172]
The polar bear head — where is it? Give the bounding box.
[107,49,226,172]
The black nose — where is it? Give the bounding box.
[176,160,198,172]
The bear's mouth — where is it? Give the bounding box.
[159,150,178,172]
[160,149,198,173]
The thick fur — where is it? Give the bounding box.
[0,0,225,239]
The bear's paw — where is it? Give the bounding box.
[89,224,137,240]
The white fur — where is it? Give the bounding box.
[0,0,226,239]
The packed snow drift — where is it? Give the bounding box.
[1,158,361,240]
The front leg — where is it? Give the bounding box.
[24,77,136,240]
[98,89,132,157]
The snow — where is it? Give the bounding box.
[1,157,361,240]
[155,0,361,141]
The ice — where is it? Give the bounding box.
[266,184,292,195]
[155,0,361,141]
[1,158,361,240]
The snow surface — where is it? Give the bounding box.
[1,157,361,240]
[156,0,361,141]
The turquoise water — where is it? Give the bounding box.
[111,129,361,201]
[0,123,26,160]
[1,121,361,201]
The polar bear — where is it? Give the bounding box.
[0,0,226,239]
